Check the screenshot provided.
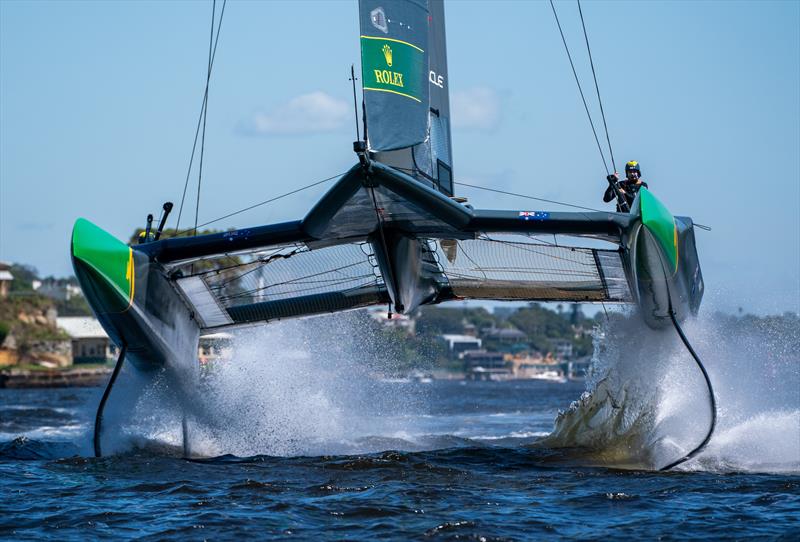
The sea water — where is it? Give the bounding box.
[1,313,798,539]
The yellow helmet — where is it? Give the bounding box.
[625,161,641,176]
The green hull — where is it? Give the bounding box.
[629,188,704,327]
[71,218,200,380]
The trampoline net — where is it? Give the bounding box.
[430,234,631,302]
[174,242,385,328]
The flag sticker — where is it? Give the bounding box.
[519,211,550,221]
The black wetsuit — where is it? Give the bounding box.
[603,179,648,212]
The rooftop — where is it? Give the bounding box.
[441,334,481,342]
[57,317,108,339]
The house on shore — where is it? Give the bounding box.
[57,316,233,365]
[0,262,13,299]
[441,334,482,358]
[199,332,234,364]
[57,317,115,364]
[32,278,83,301]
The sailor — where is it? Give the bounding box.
[603,160,648,212]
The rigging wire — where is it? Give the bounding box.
[390,165,605,213]
[167,171,345,238]
[194,0,219,236]
[175,0,228,233]
[549,0,610,175]
[454,180,605,213]
[577,0,617,173]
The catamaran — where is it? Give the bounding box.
[71,0,707,467]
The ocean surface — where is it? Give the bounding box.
[2,314,799,540]
[1,379,797,540]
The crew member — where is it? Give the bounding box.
[603,160,648,212]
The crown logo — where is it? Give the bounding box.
[382,44,393,67]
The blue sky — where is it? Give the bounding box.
[1,0,798,315]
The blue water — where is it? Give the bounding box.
[2,380,798,540]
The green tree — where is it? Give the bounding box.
[7,263,38,293]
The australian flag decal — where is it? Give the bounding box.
[518,211,550,221]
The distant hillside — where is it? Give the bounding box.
[0,264,91,361]
[3,263,92,317]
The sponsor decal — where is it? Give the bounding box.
[429,70,444,88]
[370,7,388,34]
[383,44,393,67]
[360,35,424,103]
[518,211,550,221]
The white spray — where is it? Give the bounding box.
[543,309,800,473]
[110,313,430,457]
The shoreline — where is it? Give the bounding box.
[0,366,112,389]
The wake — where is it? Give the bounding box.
[91,308,799,473]
[541,310,800,473]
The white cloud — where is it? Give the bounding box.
[451,87,501,131]
[241,91,350,136]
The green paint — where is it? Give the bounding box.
[360,36,424,102]
[72,218,133,308]
[639,188,678,272]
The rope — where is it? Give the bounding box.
[577,0,616,173]
[549,0,610,175]
[176,0,228,233]
[165,172,344,239]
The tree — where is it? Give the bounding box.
[8,264,38,293]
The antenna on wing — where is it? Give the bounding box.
[349,64,361,142]
[350,64,370,169]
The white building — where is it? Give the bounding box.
[57,316,233,365]
[198,332,234,364]
[0,270,12,299]
[57,316,114,364]
[441,334,482,357]
[33,279,83,301]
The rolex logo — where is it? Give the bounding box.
[382,44,393,67]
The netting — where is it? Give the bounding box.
[172,232,630,329]
[431,234,630,302]
[175,242,385,328]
